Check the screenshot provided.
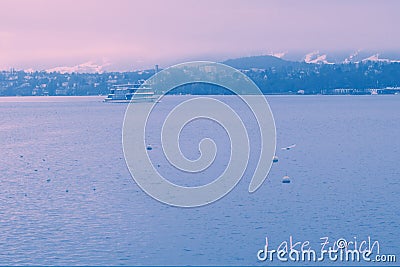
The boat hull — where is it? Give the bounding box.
[104,97,157,103]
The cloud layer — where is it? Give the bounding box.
[1,0,399,70]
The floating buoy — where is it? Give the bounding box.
[282,175,291,183]
[146,145,153,151]
[273,156,279,163]
[46,178,51,182]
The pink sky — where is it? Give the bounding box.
[0,0,399,71]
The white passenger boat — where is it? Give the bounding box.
[104,81,156,103]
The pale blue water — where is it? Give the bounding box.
[0,95,399,265]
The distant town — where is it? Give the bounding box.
[1,56,400,96]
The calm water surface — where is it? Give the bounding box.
[0,95,398,265]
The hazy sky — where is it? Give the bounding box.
[0,0,399,70]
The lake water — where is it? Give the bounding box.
[0,95,399,265]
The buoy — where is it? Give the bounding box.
[282,175,291,183]
[146,145,153,151]
[46,178,51,182]
[273,156,279,163]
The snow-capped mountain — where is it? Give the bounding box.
[46,61,111,74]
[343,50,361,63]
[360,53,400,63]
[267,51,287,59]
[303,51,333,64]
[282,50,400,64]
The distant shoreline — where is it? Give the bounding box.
[0,93,398,100]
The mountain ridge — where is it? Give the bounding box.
[32,50,400,74]
[223,52,400,70]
